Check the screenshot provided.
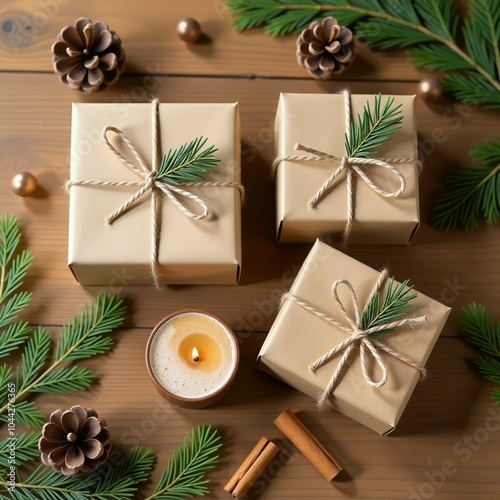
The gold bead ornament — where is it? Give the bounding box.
[417,76,443,103]
[177,18,202,43]
[11,172,38,197]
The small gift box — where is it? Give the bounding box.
[274,91,420,244]
[257,240,451,435]
[67,101,242,286]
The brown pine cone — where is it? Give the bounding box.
[39,405,111,476]
[51,17,125,94]
[296,17,355,79]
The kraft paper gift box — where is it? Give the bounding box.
[274,92,420,244]
[257,240,451,435]
[68,102,242,285]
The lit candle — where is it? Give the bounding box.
[146,310,239,408]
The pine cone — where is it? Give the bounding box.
[296,17,355,79]
[39,405,111,476]
[51,17,125,94]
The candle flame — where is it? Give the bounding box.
[192,347,200,363]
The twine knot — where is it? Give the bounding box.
[282,269,427,409]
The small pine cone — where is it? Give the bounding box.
[39,405,111,476]
[51,17,125,94]
[296,17,355,79]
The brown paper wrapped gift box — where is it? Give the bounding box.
[68,102,241,285]
[258,240,451,435]
[275,93,420,244]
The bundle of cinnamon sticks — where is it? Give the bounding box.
[225,409,342,498]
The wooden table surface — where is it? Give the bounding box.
[1,1,499,498]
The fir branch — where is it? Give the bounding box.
[0,364,11,403]
[29,366,95,395]
[0,214,33,303]
[55,293,125,362]
[345,94,403,159]
[3,465,91,500]
[226,0,500,102]
[19,327,51,393]
[146,425,222,500]
[0,322,31,359]
[433,136,500,230]
[461,303,500,404]
[0,433,40,469]
[0,293,125,423]
[361,277,417,337]
[157,137,220,185]
[88,447,155,499]
[0,401,45,429]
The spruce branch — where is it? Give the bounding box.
[226,0,500,103]
[0,401,45,429]
[361,277,417,337]
[146,425,222,500]
[2,428,221,499]
[461,303,500,404]
[157,137,220,185]
[345,94,403,158]
[0,433,40,469]
[0,293,126,425]
[433,136,500,230]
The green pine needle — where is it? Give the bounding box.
[147,425,222,500]
[30,366,95,395]
[0,401,45,429]
[461,303,500,404]
[55,293,125,363]
[88,447,155,499]
[0,433,40,469]
[345,94,403,159]
[0,322,31,359]
[19,327,51,393]
[433,136,500,230]
[157,137,220,186]
[361,277,417,337]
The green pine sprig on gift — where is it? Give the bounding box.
[461,303,500,404]
[361,277,417,337]
[157,136,220,185]
[0,426,221,499]
[226,0,500,107]
[433,135,500,230]
[346,94,403,158]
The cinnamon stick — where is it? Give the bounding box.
[224,436,280,499]
[274,409,342,481]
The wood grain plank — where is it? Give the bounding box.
[0,72,498,334]
[0,0,429,80]
[28,331,500,498]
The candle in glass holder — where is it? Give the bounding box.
[146,310,239,408]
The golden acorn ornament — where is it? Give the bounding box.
[51,17,125,94]
[296,17,355,79]
[39,405,111,476]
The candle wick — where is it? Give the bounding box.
[192,347,200,363]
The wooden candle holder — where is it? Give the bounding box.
[274,409,343,481]
[224,436,280,499]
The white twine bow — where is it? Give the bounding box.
[66,98,244,288]
[282,269,427,408]
[272,89,422,245]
